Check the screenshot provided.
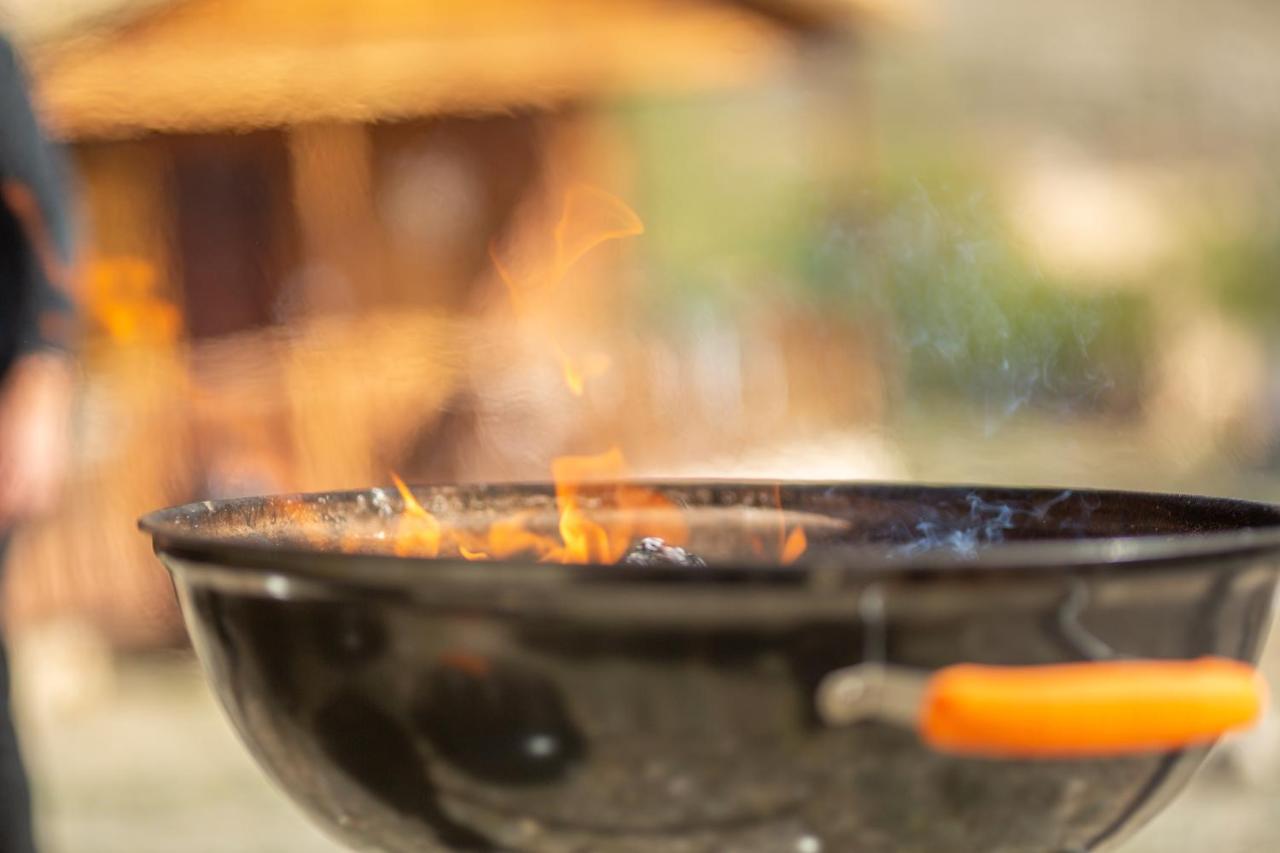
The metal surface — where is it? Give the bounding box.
[140,483,1280,852]
[815,664,926,728]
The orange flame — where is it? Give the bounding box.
[773,484,808,565]
[488,241,527,314]
[553,447,651,563]
[552,449,690,564]
[374,188,804,568]
[552,185,645,279]
[458,545,489,561]
[782,527,808,564]
[491,185,643,396]
[391,472,442,558]
[386,450,688,566]
[553,343,612,397]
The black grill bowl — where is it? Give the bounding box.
[140,483,1280,853]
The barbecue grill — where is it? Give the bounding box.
[140,482,1279,852]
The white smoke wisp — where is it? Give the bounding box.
[892,489,1085,559]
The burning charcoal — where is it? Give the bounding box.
[619,537,706,568]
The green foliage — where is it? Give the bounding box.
[1203,228,1280,332]
[618,94,827,318]
[615,94,1150,414]
[832,165,1149,414]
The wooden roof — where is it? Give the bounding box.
[2,0,169,44]
[29,0,804,140]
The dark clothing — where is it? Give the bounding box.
[1,34,78,853]
[0,35,76,376]
[0,539,33,853]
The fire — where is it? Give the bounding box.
[457,544,489,560]
[553,343,611,397]
[551,447,687,564]
[492,185,643,395]
[772,484,808,565]
[477,512,552,560]
[391,473,442,558]
[386,449,687,565]
[782,527,808,564]
[551,185,645,279]
[375,186,806,568]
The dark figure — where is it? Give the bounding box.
[0,34,79,853]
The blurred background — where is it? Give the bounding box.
[2,0,1280,849]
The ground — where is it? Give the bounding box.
[20,652,345,853]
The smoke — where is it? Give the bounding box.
[834,181,1140,432]
[892,489,1086,558]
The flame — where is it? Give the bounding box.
[553,447,628,564]
[479,512,554,560]
[384,449,686,566]
[488,241,527,313]
[488,185,644,300]
[772,484,809,565]
[552,448,689,564]
[391,472,442,558]
[371,188,804,568]
[491,185,643,396]
[381,470,804,566]
[554,343,612,397]
[545,186,638,394]
[782,527,808,564]
[552,185,645,279]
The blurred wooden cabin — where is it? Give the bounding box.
[0,0,894,647]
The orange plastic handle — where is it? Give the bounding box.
[920,657,1267,758]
